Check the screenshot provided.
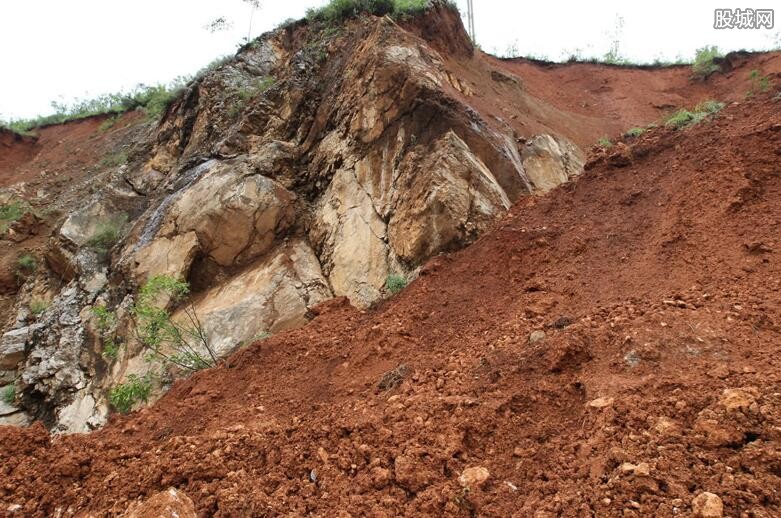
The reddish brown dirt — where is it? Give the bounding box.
[405,4,781,151]
[487,51,781,145]
[0,130,39,180]
[2,92,780,516]
[0,112,143,190]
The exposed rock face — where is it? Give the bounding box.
[157,160,296,267]
[184,240,332,356]
[520,134,585,193]
[1,3,585,432]
[388,131,511,263]
[134,232,200,283]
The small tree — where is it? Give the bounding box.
[108,374,152,414]
[243,0,262,44]
[132,275,217,371]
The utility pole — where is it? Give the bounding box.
[466,0,476,43]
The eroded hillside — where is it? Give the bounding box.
[1,2,781,515]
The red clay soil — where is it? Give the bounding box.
[485,51,781,147]
[0,112,142,190]
[2,91,780,516]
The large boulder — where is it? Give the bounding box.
[311,167,391,307]
[520,134,584,193]
[183,240,332,357]
[388,130,511,263]
[157,161,296,267]
[133,232,200,284]
[0,326,38,369]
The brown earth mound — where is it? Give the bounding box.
[2,86,780,516]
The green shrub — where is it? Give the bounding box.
[29,299,48,316]
[0,201,27,233]
[108,374,152,414]
[597,137,613,148]
[92,305,121,361]
[136,84,182,121]
[102,337,121,360]
[692,46,721,78]
[133,275,216,371]
[1,385,14,405]
[625,127,645,138]
[16,254,36,274]
[92,304,116,331]
[385,273,407,294]
[87,214,128,254]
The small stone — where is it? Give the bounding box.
[706,365,729,379]
[654,417,679,435]
[588,396,614,409]
[459,466,490,488]
[317,447,329,464]
[529,330,546,344]
[370,467,391,489]
[125,488,197,518]
[719,388,757,412]
[692,492,723,517]
[620,462,651,477]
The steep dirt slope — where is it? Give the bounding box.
[2,90,780,516]
[0,113,143,191]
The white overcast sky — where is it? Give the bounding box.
[1,1,778,120]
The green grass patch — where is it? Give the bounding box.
[1,385,14,405]
[92,305,121,361]
[98,115,121,133]
[597,137,613,148]
[0,200,28,233]
[16,254,36,274]
[228,76,275,118]
[100,150,128,168]
[92,304,116,331]
[385,273,407,294]
[624,127,645,138]
[748,69,771,96]
[29,299,48,316]
[87,214,128,254]
[108,374,152,414]
[665,99,724,129]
